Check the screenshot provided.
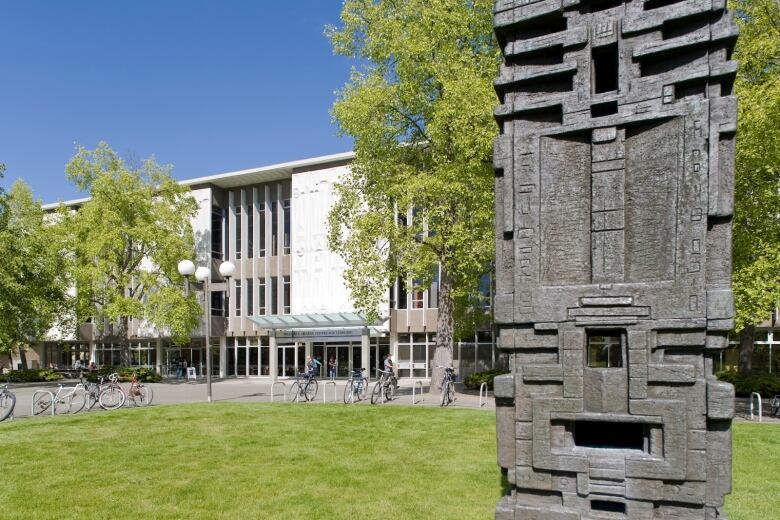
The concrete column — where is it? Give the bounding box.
[156,337,163,375]
[219,336,227,378]
[361,329,370,374]
[269,334,278,381]
[89,340,97,364]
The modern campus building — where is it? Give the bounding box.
[29,152,500,381]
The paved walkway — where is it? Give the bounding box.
[4,378,495,420]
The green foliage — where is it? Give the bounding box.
[717,369,780,397]
[85,366,161,383]
[0,173,71,353]
[326,0,499,335]
[59,142,202,350]
[732,0,780,331]
[0,369,63,383]
[463,368,509,390]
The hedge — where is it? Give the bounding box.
[0,369,63,383]
[85,367,161,383]
[463,369,510,390]
[716,370,780,397]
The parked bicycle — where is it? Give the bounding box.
[33,381,87,416]
[343,368,368,404]
[0,383,16,422]
[98,372,154,410]
[287,372,318,402]
[371,369,397,405]
[771,395,780,416]
[437,365,456,407]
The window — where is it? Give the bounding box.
[587,331,623,368]
[397,278,407,309]
[258,204,266,257]
[235,280,242,317]
[592,43,619,94]
[246,278,253,316]
[211,207,223,260]
[283,199,291,255]
[247,201,254,259]
[271,276,279,315]
[211,291,224,317]
[428,267,440,309]
[258,277,266,315]
[412,279,424,309]
[235,201,242,260]
[271,200,279,256]
[283,275,291,314]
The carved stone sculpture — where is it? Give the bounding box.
[492,0,737,517]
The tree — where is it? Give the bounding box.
[0,169,71,360]
[326,0,499,386]
[60,142,202,365]
[730,0,780,374]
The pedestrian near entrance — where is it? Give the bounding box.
[328,357,336,380]
[306,356,321,378]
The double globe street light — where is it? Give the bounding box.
[177,258,235,403]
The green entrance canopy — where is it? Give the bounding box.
[247,312,372,330]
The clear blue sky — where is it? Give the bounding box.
[0,1,353,203]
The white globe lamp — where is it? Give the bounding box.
[177,259,195,277]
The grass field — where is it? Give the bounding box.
[0,404,777,519]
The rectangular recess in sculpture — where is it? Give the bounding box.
[492,0,737,518]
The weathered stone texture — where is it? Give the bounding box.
[493,0,737,517]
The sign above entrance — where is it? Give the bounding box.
[248,312,379,330]
[275,327,384,342]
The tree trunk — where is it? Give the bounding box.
[432,270,454,390]
[738,325,755,376]
[18,346,27,370]
[119,315,131,367]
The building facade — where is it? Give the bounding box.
[35,152,500,381]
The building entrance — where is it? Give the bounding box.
[277,344,304,377]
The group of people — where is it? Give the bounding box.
[303,353,397,389]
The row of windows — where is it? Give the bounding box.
[233,198,291,260]
[234,276,291,317]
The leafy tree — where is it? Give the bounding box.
[0,170,70,361]
[326,0,499,385]
[60,142,202,365]
[732,0,780,373]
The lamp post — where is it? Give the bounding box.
[178,259,235,403]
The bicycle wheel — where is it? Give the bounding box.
[371,381,383,405]
[99,386,126,410]
[385,383,395,402]
[772,396,780,416]
[137,385,153,407]
[447,381,455,405]
[360,378,368,400]
[69,388,87,414]
[0,391,16,421]
[287,382,301,402]
[304,379,318,401]
[33,392,53,416]
[343,380,354,404]
[86,388,99,410]
[440,381,450,407]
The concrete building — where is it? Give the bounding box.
[34,152,500,381]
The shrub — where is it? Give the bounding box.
[463,368,510,390]
[716,370,780,397]
[0,369,63,383]
[85,366,161,383]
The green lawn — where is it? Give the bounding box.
[0,404,776,520]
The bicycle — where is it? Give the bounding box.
[343,368,368,404]
[370,369,397,405]
[287,372,318,402]
[771,395,780,416]
[0,383,16,422]
[437,365,456,407]
[33,381,87,416]
[98,372,154,410]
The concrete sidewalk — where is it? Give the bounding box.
[3,378,496,420]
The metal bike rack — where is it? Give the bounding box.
[750,392,763,422]
[413,381,424,404]
[31,390,55,417]
[270,381,286,402]
[323,381,337,403]
[479,383,489,408]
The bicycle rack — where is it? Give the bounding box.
[323,381,337,403]
[270,381,286,402]
[750,392,763,422]
[31,390,55,417]
[412,381,424,404]
[479,383,489,408]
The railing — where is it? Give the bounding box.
[479,383,489,408]
[750,392,763,422]
[270,381,286,402]
[323,381,337,403]
[412,381,424,405]
[32,390,55,417]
